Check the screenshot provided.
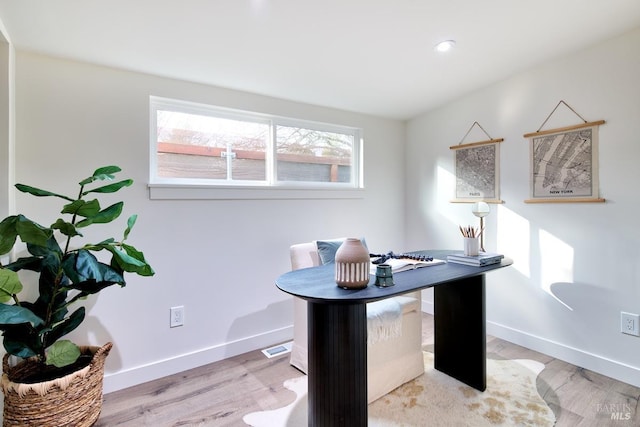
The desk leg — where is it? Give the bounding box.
[434,274,486,391]
[307,302,368,427]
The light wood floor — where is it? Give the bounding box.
[96,313,640,426]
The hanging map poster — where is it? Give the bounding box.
[526,123,603,202]
[451,141,501,203]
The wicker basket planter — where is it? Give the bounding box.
[1,342,112,427]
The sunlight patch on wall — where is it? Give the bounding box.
[436,164,455,205]
[496,205,530,278]
[539,229,574,310]
[428,165,461,230]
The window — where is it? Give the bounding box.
[149,97,363,198]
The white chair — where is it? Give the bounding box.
[289,240,425,403]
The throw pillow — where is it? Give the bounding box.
[316,238,368,265]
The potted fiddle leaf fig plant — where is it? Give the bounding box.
[0,165,154,426]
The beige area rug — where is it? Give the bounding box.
[243,352,556,426]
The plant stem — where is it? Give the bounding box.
[43,184,84,359]
[62,184,83,255]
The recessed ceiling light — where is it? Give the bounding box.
[434,40,456,53]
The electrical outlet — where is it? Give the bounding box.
[170,306,185,328]
[620,312,639,336]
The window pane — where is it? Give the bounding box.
[156,110,268,181]
[275,125,353,183]
[150,97,363,191]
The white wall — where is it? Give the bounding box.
[12,52,406,392]
[406,27,640,387]
[9,21,640,396]
[0,26,11,225]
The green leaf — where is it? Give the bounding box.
[15,215,53,247]
[65,278,123,298]
[123,214,137,240]
[0,216,18,255]
[2,325,40,359]
[4,344,37,359]
[61,199,100,217]
[75,202,123,228]
[46,340,81,368]
[0,304,45,327]
[36,248,64,305]
[45,307,85,346]
[62,250,124,285]
[15,184,74,202]
[63,250,100,284]
[93,165,122,177]
[83,179,133,195]
[0,269,22,303]
[78,165,121,186]
[36,291,68,325]
[4,256,43,273]
[83,238,116,250]
[109,244,155,276]
[51,219,82,238]
[26,233,62,259]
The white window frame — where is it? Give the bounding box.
[148,96,364,200]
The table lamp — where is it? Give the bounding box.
[471,202,490,252]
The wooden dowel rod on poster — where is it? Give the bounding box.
[450,199,504,204]
[524,198,605,204]
[523,120,605,138]
[450,138,504,150]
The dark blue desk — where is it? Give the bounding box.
[276,249,512,427]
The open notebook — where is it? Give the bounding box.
[370,257,445,274]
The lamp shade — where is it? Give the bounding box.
[471,202,490,218]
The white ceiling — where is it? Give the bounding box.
[1,0,640,120]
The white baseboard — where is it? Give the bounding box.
[104,307,640,395]
[102,326,293,394]
[486,321,640,389]
[421,297,640,388]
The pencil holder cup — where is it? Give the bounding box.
[463,237,480,256]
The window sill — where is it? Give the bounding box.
[148,184,365,200]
